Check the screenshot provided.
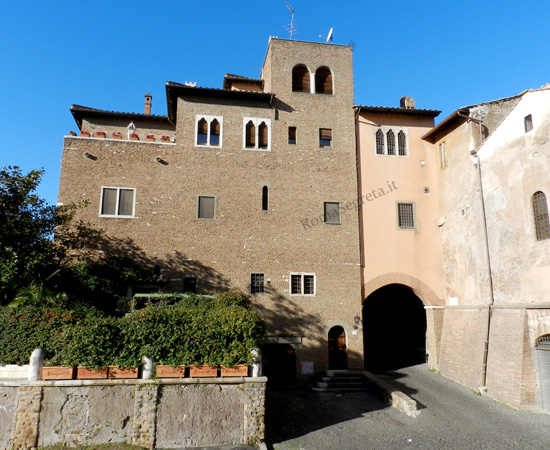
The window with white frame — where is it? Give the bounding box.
[290,273,315,296]
[397,202,415,229]
[243,117,271,150]
[374,127,408,156]
[100,187,135,218]
[195,115,223,147]
[250,273,265,294]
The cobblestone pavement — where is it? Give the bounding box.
[265,364,550,450]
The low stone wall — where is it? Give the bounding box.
[0,377,266,450]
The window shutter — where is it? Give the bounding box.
[320,128,332,140]
[292,65,310,92]
[324,202,341,224]
[258,122,268,148]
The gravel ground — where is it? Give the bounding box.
[265,364,550,450]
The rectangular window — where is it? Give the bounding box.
[290,273,316,296]
[250,273,265,294]
[100,187,135,217]
[197,195,216,219]
[439,142,447,170]
[324,202,341,224]
[183,277,197,294]
[243,117,271,150]
[525,114,533,133]
[288,126,297,144]
[319,128,332,148]
[397,202,415,229]
[195,115,223,147]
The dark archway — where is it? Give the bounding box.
[262,343,296,387]
[363,284,426,371]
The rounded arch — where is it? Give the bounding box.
[292,64,311,92]
[315,66,333,94]
[363,273,444,307]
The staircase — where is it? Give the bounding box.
[310,370,370,393]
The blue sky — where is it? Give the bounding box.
[2,1,549,205]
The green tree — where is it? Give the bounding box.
[0,166,66,304]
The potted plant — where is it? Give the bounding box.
[41,366,76,380]
[146,134,155,142]
[130,133,139,141]
[189,364,218,378]
[156,364,186,378]
[76,366,108,379]
[107,365,139,379]
[112,132,122,140]
[160,135,170,143]
[95,131,106,139]
[68,131,77,136]
[220,364,249,377]
[80,130,90,137]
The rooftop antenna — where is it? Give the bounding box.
[319,27,334,44]
[284,2,297,40]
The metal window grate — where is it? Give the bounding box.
[536,335,550,351]
[304,275,315,295]
[376,129,385,154]
[291,275,301,294]
[398,202,415,229]
[387,129,395,155]
[398,130,407,156]
[533,191,550,241]
[250,273,265,294]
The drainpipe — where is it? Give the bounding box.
[460,110,495,389]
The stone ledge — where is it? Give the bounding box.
[362,371,421,418]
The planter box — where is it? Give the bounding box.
[156,365,186,378]
[112,135,122,140]
[80,133,90,137]
[146,138,156,142]
[130,136,139,141]
[108,366,139,379]
[189,365,218,378]
[220,365,249,377]
[95,134,106,139]
[76,367,108,379]
[42,366,75,380]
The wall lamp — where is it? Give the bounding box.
[353,315,362,331]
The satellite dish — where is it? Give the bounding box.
[326,28,333,43]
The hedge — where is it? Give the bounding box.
[0,291,266,369]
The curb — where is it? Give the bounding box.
[362,371,421,417]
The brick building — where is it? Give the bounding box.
[59,37,550,411]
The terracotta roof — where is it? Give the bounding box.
[355,105,441,117]
[165,81,273,123]
[223,74,264,90]
[70,104,169,129]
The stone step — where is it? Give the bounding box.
[311,370,371,393]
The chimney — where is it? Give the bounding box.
[144,93,152,115]
[400,96,415,109]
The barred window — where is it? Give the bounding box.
[290,273,315,296]
[532,191,550,241]
[376,129,385,154]
[387,129,395,155]
[250,273,265,294]
[398,130,407,156]
[397,202,415,229]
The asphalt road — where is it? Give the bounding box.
[265,364,550,450]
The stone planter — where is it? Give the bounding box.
[76,367,108,379]
[156,365,186,378]
[189,365,218,378]
[108,365,139,379]
[41,366,75,380]
[220,364,249,377]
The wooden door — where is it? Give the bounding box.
[328,326,347,369]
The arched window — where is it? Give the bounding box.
[210,119,220,146]
[398,130,407,156]
[258,121,268,149]
[245,120,255,148]
[197,118,208,145]
[376,129,385,154]
[292,65,310,92]
[315,67,333,94]
[387,130,395,155]
[532,191,550,241]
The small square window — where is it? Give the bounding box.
[183,277,197,294]
[250,273,265,294]
[290,273,315,296]
[198,196,216,219]
[319,128,332,148]
[324,202,341,225]
[525,114,533,133]
[288,127,297,144]
[397,202,415,229]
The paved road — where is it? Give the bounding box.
[265,364,550,450]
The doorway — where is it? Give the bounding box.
[363,284,426,371]
[328,326,347,369]
[262,343,297,387]
[536,335,550,412]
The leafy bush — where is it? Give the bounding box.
[0,291,266,369]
